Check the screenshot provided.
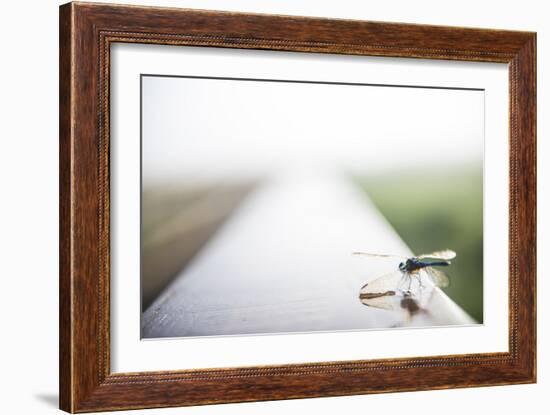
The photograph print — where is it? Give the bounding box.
[140,73,483,339]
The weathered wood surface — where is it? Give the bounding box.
[141,183,255,309]
[142,172,473,338]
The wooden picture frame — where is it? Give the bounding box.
[59,2,536,412]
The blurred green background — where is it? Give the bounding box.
[355,165,483,323]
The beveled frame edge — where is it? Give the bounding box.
[59,2,536,412]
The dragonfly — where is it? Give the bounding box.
[353,249,456,310]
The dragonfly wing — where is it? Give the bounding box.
[417,249,456,260]
[353,252,408,259]
[359,291,398,310]
[424,267,451,288]
[359,270,406,310]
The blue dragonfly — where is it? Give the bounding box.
[353,249,456,310]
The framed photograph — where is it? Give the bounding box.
[59,2,536,412]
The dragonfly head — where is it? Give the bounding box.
[398,262,406,271]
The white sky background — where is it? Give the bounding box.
[142,76,483,185]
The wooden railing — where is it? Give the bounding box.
[142,172,474,338]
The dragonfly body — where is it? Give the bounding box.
[399,258,450,273]
[353,249,457,310]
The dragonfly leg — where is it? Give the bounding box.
[398,272,411,293]
[415,274,424,289]
[396,272,404,288]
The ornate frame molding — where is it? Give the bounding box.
[60,2,536,412]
